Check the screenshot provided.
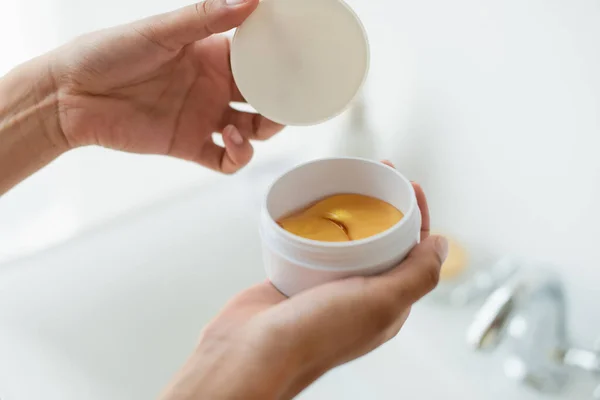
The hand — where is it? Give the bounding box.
[51,0,284,173]
[160,162,448,400]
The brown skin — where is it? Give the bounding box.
[0,0,447,398]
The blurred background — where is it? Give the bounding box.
[1,0,600,398]
[3,0,599,336]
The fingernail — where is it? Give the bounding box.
[435,236,449,263]
[225,0,247,6]
[227,125,244,145]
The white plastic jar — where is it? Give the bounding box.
[260,158,421,296]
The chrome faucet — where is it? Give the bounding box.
[466,261,599,395]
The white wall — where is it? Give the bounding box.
[356,0,600,346]
[1,0,599,346]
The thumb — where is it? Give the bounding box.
[139,0,259,50]
[375,235,448,305]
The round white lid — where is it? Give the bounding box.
[231,0,369,126]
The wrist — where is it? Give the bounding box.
[0,54,68,193]
[161,331,302,400]
[5,53,67,149]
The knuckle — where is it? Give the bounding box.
[195,1,216,35]
[131,23,178,52]
[195,1,208,17]
[408,247,442,292]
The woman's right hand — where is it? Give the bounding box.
[161,166,447,400]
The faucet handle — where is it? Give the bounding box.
[466,281,517,350]
[558,340,600,398]
[467,264,600,396]
[467,267,566,350]
[450,257,519,306]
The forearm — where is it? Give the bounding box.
[0,54,67,194]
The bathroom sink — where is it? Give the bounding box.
[0,162,574,400]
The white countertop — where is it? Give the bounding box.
[0,163,595,399]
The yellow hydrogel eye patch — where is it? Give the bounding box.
[278,194,403,242]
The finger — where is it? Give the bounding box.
[375,235,447,306]
[266,277,391,369]
[381,159,395,168]
[411,182,430,240]
[379,160,430,240]
[137,0,259,51]
[224,109,285,140]
[258,237,445,376]
[265,274,413,372]
[199,125,254,173]
[350,236,445,338]
[279,300,407,400]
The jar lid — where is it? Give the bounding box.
[231,0,369,126]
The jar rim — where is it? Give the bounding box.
[263,157,418,249]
